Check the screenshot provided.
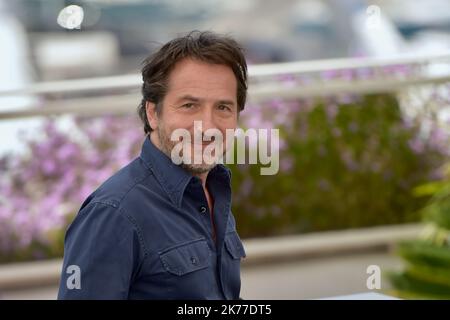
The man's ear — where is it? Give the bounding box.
[145,101,159,130]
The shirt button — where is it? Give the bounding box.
[191,257,198,265]
[199,206,207,214]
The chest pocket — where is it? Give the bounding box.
[221,231,246,299]
[159,238,211,276]
[225,231,246,260]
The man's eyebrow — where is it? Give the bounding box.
[217,99,235,105]
[176,95,235,105]
[177,95,202,103]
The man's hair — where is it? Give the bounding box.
[137,30,248,134]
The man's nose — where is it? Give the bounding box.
[198,106,217,132]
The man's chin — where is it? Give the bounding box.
[180,163,216,175]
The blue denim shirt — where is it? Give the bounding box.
[58,137,246,299]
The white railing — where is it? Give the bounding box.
[0,51,449,120]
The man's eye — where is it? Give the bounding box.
[218,105,231,111]
[182,103,194,109]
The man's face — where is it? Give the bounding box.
[146,58,238,175]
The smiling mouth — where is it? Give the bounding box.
[194,138,219,145]
[192,142,214,147]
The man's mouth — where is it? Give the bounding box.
[192,139,218,146]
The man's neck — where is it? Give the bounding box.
[149,132,162,151]
[194,172,208,189]
[198,172,213,214]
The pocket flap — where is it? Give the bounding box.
[159,238,211,276]
[225,231,246,259]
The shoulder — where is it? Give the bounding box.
[80,156,164,211]
[68,157,156,235]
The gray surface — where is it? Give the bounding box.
[240,251,402,299]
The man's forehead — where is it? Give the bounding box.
[165,59,237,100]
[168,59,236,84]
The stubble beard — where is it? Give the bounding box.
[157,124,217,175]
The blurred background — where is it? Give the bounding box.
[0,0,450,299]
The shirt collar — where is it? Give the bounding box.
[139,136,231,207]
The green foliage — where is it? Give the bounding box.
[230,94,447,237]
[389,165,450,299]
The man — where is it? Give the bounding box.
[58,31,248,299]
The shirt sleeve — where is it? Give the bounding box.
[57,201,139,299]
